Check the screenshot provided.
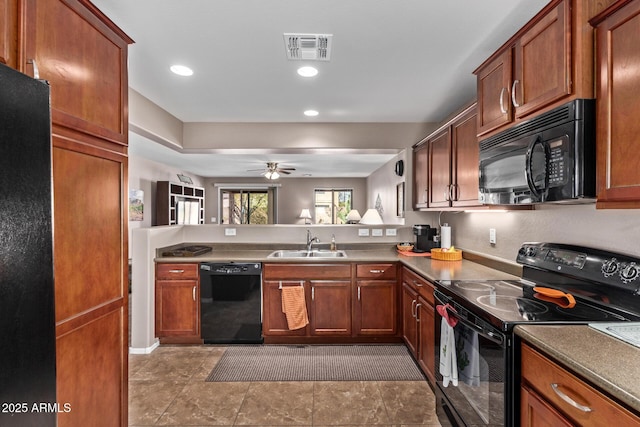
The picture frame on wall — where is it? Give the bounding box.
[129,189,144,221]
[396,182,405,218]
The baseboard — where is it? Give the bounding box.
[129,338,160,354]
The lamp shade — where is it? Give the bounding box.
[299,209,312,219]
[359,208,384,225]
[346,209,361,223]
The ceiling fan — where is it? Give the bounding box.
[247,162,296,179]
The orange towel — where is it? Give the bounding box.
[281,285,309,330]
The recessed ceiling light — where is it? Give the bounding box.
[170,65,194,76]
[297,66,318,77]
[304,110,319,117]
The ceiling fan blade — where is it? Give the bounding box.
[278,167,296,171]
[247,168,266,172]
[279,170,292,175]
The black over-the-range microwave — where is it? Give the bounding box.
[478,99,596,205]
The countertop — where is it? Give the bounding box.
[154,244,520,284]
[515,324,640,413]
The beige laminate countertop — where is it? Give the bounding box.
[515,324,640,413]
[154,244,519,283]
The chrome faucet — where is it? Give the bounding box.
[306,229,320,252]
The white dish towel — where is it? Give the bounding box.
[457,328,480,387]
[437,304,458,387]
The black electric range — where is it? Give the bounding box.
[433,242,640,427]
[437,242,640,330]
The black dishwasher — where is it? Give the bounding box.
[199,262,263,344]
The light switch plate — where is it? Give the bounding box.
[489,228,496,244]
[358,228,370,237]
[372,229,383,237]
[385,228,397,236]
[225,228,237,236]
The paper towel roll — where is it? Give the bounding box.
[441,224,451,249]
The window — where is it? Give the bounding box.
[314,189,353,224]
[220,188,276,224]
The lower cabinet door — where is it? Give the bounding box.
[262,280,307,336]
[310,280,352,335]
[402,282,419,356]
[155,279,199,337]
[417,296,435,383]
[354,280,397,335]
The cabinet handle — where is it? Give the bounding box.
[511,80,521,107]
[499,87,508,114]
[168,269,185,274]
[416,303,422,322]
[449,184,457,202]
[369,269,383,274]
[412,280,423,287]
[27,59,40,79]
[312,287,315,301]
[443,186,450,201]
[358,286,361,301]
[411,299,417,318]
[550,383,592,413]
[192,286,196,302]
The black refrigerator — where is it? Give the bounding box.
[0,63,57,426]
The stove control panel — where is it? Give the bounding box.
[518,242,640,293]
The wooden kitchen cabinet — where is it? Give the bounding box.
[2,1,133,425]
[475,0,594,138]
[414,103,480,210]
[310,280,352,336]
[401,266,436,383]
[521,343,640,426]
[155,263,200,341]
[592,0,640,208]
[354,263,398,336]
[262,280,308,336]
[262,263,352,340]
[1,0,18,68]
[21,0,130,145]
[413,143,430,209]
[263,263,399,342]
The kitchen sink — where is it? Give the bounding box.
[267,249,347,258]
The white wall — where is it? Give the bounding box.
[367,150,408,225]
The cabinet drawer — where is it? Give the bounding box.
[156,263,199,280]
[402,267,434,305]
[356,263,396,279]
[521,344,640,426]
[263,263,351,280]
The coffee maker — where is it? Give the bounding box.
[412,224,439,252]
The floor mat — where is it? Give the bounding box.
[206,344,425,382]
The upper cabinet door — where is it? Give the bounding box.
[428,128,452,208]
[22,0,132,145]
[513,0,571,119]
[1,0,18,68]
[594,0,640,208]
[413,144,429,209]
[451,106,479,207]
[476,49,513,136]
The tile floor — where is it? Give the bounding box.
[129,345,444,426]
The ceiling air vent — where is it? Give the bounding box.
[283,33,333,61]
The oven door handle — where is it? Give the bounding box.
[435,293,504,346]
[525,136,550,201]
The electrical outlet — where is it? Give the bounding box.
[372,229,383,237]
[385,228,397,236]
[225,228,237,236]
[358,228,370,237]
[489,228,496,244]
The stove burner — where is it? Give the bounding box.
[553,305,617,321]
[476,295,548,316]
[454,282,496,291]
